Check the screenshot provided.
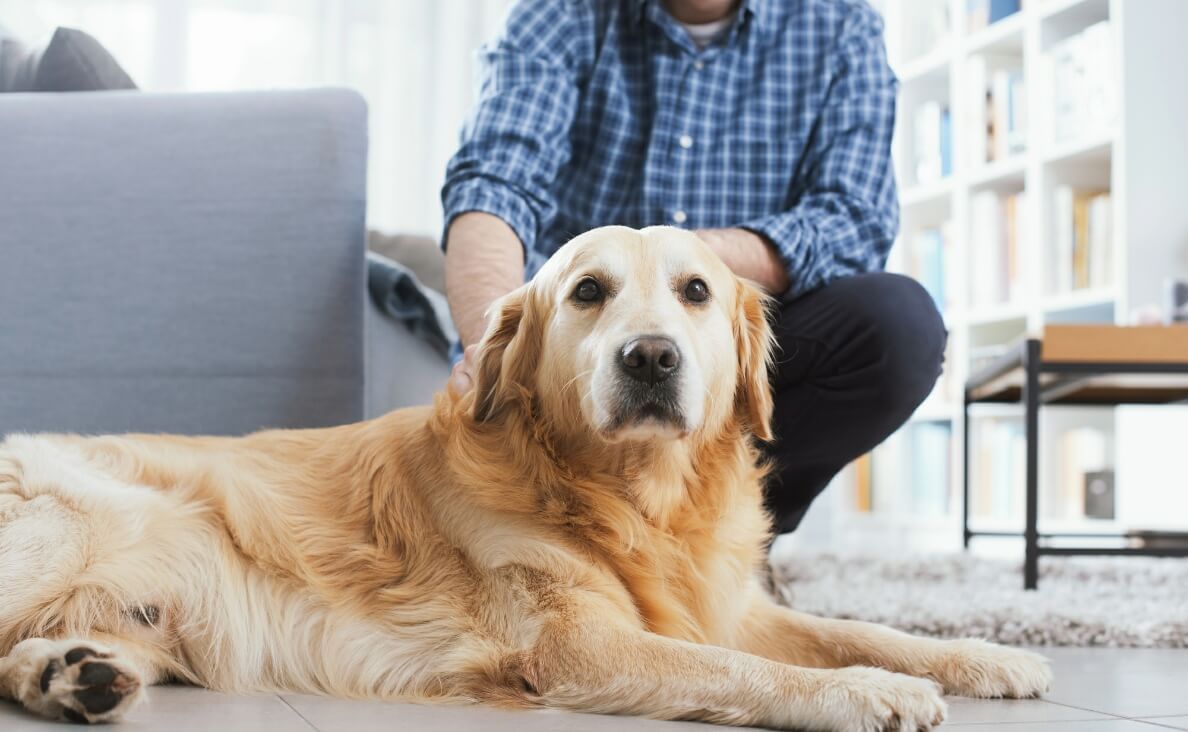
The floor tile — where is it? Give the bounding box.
[1136,718,1188,731]
[944,720,1167,730]
[282,693,742,731]
[0,685,312,731]
[943,696,1111,725]
[1038,648,1188,718]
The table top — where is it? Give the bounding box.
[966,325,1188,405]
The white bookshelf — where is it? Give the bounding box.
[814,0,1188,552]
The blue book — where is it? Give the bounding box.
[916,229,946,314]
[939,109,953,177]
[989,0,1021,23]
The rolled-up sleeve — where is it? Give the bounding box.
[440,1,585,253]
[741,5,899,298]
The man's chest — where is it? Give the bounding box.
[568,34,828,176]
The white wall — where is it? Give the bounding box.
[1,0,515,237]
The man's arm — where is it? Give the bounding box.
[440,0,586,346]
[445,212,525,349]
[695,228,790,295]
[738,5,899,298]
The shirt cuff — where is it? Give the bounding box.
[441,178,539,255]
[739,213,808,299]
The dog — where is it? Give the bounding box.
[0,226,1050,729]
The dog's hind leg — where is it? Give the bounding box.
[0,637,147,724]
[0,436,195,723]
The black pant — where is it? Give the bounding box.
[762,272,947,535]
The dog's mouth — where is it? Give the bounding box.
[605,389,688,438]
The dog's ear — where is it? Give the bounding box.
[733,280,775,441]
[472,285,539,422]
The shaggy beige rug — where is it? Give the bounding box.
[771,553,1188,647]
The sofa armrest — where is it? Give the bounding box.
[0,89,367,436]
[365,296,451,417]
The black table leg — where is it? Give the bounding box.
[962,391,972,549]
[1023,339,1041,590]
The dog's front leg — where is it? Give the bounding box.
[519,620,946,731]
[735,598,1052,699]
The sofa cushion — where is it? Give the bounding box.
[33,27,136,91]
[0,24,40,91]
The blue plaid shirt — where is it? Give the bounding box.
[441,0,899,296]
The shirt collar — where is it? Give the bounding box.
[634,0,772,50]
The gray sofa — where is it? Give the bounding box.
[0,88,449,437]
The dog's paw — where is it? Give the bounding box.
[817,666,947,732]
[930,639,1052,698]
[5,638,144,723]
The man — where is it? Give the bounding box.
[441,0,946,535]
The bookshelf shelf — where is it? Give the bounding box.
[963,12,1026,55]
[911,405,956,424]
[1039,0,1111,32]
[898,44,953,85]
[1042,133,1113,167]
[1041,288,1117,315]
[828,0,1188,551]
[969,403,1024,418]
[968,156,1026,191]
[967,303,1028,326]
[900,178,954,209]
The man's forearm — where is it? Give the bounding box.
[696,228,790,295]
[445,212,526,347]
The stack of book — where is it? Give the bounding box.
[913,101,953,184]
[967,0,1023,32]
[971,418,1025,521]
[970,190,1026,307]
[1049,21,1117,143]
[858,422,954,516]
[902,223,953,315]
[967,56,1027,166]
[1050,187,1112,293]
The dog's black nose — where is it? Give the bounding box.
[620,336,680,385]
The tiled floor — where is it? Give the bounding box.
[2,648,1186,730]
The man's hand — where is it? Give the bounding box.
[449,344,479,394]
[444,212,526,394]
[696,228,790,295]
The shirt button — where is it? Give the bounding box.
[679,134,694,149]
[694,61,705,70]
[672,210,688,224]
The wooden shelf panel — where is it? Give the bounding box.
[1043,324,1188,364]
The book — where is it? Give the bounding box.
[853,454,872,513]
[1049,20,1117,143]
[906,225,951,314]
[913,101,948,184]
[972,418,1026,522]
[967,55,1025,167]
[967,0,1021,32]
[1050,187,1111,293]
[969,190,1026,306]
[910,422,953,516]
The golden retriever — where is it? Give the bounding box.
[0,226,1050,730]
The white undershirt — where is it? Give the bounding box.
[679,13,736,50]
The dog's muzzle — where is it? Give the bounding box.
[610,336,685,430]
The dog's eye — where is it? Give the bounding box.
[574,277,603,303]
[683,278,710,303]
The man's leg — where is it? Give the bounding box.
[762,272,947,534]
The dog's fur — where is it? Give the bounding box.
[0,227,1050,730]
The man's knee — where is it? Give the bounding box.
[821,272,947,407]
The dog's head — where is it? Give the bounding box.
[470,226,774,444]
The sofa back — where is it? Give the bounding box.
[0,89,367,436]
